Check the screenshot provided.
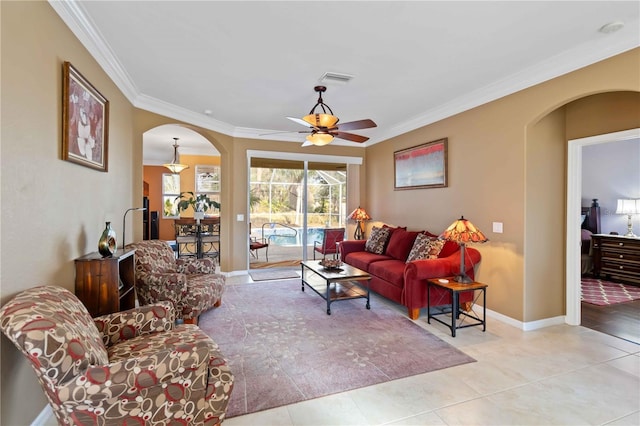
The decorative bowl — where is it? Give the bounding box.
[319,259,343,270]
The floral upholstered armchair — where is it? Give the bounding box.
[0,285,234,425]
[127,240,225,324]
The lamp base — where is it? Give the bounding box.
[453,273,474,284]
[624,216,636,237]
[354,221,365,240]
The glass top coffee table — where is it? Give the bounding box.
[301,260,371,315]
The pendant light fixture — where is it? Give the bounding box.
[163,138,189,174]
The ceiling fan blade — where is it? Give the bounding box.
[286,116,314,128]
[259,130,311,136]
[336,119,377,132]
[333,132,369,143]
[301,140,314,148]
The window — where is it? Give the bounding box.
[196,165,220,212]
[162,173,180,218]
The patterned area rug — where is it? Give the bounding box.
[198,280,475,418]
[581,278,640,305]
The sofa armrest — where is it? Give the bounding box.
[403,247,481,310]
[94,302,176,347]
[177,257,215,274]
[340,240,367,261]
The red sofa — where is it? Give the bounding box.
[340,227,481,320]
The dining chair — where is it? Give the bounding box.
[200,217,221,261]
[174,218,198,258]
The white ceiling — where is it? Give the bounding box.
[50,1,639,164]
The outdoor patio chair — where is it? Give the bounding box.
[249,223,269,261]
[314,227,345,259]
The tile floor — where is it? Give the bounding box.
[223,274,640,426]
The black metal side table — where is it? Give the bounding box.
[427,278,487,337]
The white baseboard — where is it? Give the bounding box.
[484,307,566,331]
[31,405,54,426]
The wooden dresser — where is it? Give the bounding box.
[591,234,640,286]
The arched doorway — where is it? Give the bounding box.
[142,124,221,257]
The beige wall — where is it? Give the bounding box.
[1,1,639,424]
[1,2,140,424]
[364,49,640,323]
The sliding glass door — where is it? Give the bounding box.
[249,158,347,269]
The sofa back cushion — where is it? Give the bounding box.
[364,226,391,254]
[406,234,446,262]
[385,228,419,261]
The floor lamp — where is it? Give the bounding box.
[440,216,488,283]
[122,207,147,251]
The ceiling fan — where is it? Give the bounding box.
[285,86,377,147]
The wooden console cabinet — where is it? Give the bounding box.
[74,249,136,317]
[591,234,640,286]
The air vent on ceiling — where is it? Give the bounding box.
[319,72,354,85]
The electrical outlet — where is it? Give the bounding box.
[492,222,503,233]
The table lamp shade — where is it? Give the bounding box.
[441,216,488,244]
[348,207,371,221]
[440,216,488,283]
[615,199,639,215]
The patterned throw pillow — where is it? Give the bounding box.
[364,226,391,254]
[406,233,446,262]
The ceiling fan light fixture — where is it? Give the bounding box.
[306,133,334,146]
[163,137,189,174]
[302,113,339,128]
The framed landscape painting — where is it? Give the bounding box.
[62,61,109,172]
[394,138,448,190]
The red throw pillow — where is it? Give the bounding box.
[385,228,419,261]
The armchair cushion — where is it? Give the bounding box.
[0,286,234,425]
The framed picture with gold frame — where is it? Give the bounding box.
[394,138,448,190]
[62,61,109,172]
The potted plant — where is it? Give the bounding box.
[175,192,220,220]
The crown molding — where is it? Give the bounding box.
[383,30,640,145]
[50,1,639,147]
[49,1,140,102]
[134,94,236,135]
